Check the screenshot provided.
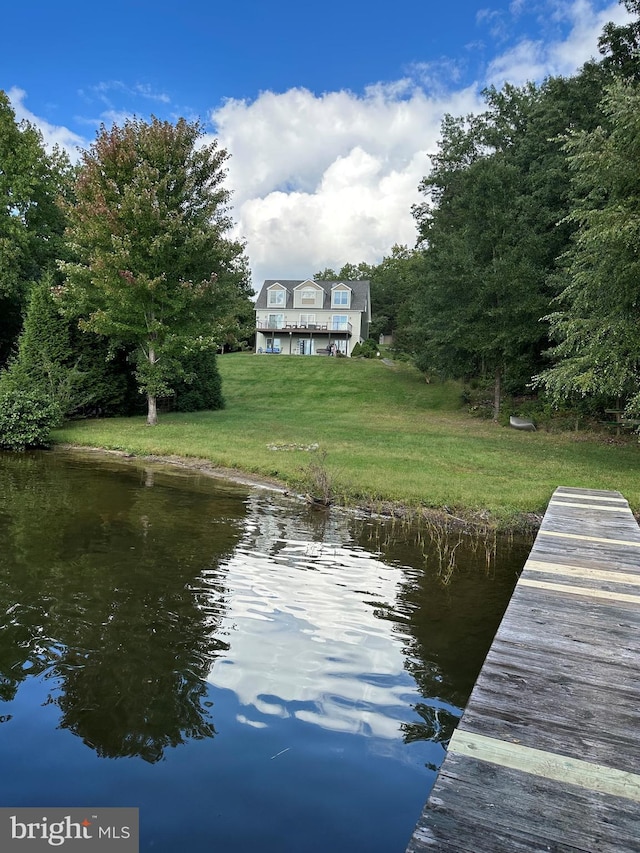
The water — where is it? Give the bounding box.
[0,450,532,851]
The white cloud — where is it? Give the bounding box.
[548,0,632,73]
[73,81,173,135]
[486,0,632,86]
[93,109,137,127]
[84,80,171,106]
[509,0,528,15]
[476,7,512,42]
[212,84,482,286]
[486,38,550,86]
[7,87,86,158]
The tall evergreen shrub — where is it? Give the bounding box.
[1,278,138,417]
[173,349,225,412]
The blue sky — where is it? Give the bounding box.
[1,0,630,287]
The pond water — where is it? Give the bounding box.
[0,450,532,852]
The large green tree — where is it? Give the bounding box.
[536,80,640,410]
[314,262,376,282]
[413,86,550,414]
[410,70,606,416]
[0,91,72,365]
[61,116,252,424]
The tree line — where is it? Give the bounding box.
[336,0,640,422]
[0,104,254,447]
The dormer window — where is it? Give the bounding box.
[332,287,350,308]
[268,287,286,306]
[300,289,317,306]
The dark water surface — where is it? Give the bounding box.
[0,450,532,852]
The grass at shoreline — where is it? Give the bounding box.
[52,353,640,525]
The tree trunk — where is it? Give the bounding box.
[147,342,158,425]
[493,365,501,421]
[147,394,157,426]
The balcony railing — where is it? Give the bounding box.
[256,320,352,334]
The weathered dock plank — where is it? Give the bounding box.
[406,487,640,853]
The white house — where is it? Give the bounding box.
[254,278,371,356]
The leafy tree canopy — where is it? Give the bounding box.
[536,79,640,410]
[60,116,252,424]
[409,68,607,415]
[599,0,640,80]
[314,261,375,281]
[0,90,73,364]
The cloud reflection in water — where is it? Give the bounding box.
[208,526,418,741]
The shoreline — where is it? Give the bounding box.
[52,443,544,534]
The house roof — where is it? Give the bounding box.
[255,279,371,312]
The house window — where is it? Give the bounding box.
[333,290,349,307]
[300,289,317,306]
[266,337,281,353]
[334,339,347,354]
[268,289,285,306]
[299,314,315,327]
[267,314,284,329]
[331,315,348,330]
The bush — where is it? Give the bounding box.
[351,338,379,358]
[0,389,61,450]
[173,349,225,412]
[461,381,495,419]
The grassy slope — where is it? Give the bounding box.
[53,353,640,520]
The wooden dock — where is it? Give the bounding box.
[406,486,640,853]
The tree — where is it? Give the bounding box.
[313,262,375,282]
[1,276,74,399]
[536,80,640,410]
[61,116,252,425]
[412,87,550,414]
[599,0,640,80]
[410,71,607,416]
[1,275,136,418]
[0,388,60,450]
[314,267,339,280]
[0,90,73,365]
[367,245,427,345]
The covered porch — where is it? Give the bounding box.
[256,320,353,355]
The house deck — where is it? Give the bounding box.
[406,486,640,853]
[256,321,353,334]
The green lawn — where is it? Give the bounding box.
[53,353,640,523]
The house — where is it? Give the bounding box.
[254,278,371,356]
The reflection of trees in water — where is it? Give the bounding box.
[0,452,247,761]
[0,454,533,763]
[350,515,533,749]
[401,703,460,770]
[54,586,220,762]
